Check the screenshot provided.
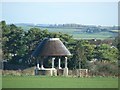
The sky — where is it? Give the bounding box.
[1,2,118,26]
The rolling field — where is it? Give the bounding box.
[17,25,117,39]
[72,32,116,39]
[2,76,118,88]
[40,28,117,39]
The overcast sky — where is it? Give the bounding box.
[1,2,118,26]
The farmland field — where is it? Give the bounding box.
[40,28,117,39]
[17,25,117,40]
[2,76,118,88]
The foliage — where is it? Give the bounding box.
[89,61,118,76]
[2,21,26,62]
[95,44,118,62]
[1,21,119,76]
[69,40,95,69]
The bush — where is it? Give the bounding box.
[89,61,118,76]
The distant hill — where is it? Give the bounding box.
[15,23,118,40]
[15,23,35,27]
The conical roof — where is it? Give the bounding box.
[32,38,71,57]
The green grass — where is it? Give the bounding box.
[0,76,2,89]
[18,25,117,40]
[2,76,118,88]
[0,70,2,89]
[40,27,75,34]
[72,32,116,39]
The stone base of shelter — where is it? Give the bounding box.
[63,68,68,76]
[35,68,57,76]
[57,69,63,76]
[35,68,68,76]
[77,69,88,77]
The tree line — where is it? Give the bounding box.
[1,21,119,75]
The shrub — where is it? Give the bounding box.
[89,61,118,76]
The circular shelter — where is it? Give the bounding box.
[32,38,71,76]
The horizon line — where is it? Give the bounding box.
[6,22,117,26]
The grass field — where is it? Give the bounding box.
[40,28,116,39]
[71,32,115,40]
[41,28,117,40]
[2,76,118,88]
[0,76,2,89]
[17,25,117,40]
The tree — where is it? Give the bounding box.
[22,28,50,65]
[69,39,96,69]
[96,44,118,62]
[71,40,87,69]
[1,21,10,60]
[1,21,27,63]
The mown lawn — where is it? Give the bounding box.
[0,76,2,89]
[2,76,118,88]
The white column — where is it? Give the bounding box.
[65,57,68,68]
[58,58,62,69]
[63,57,68,76]
[41,60,44,70]
[52,57,55,68]
[37,59,40,70]
[51,57,55,76]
